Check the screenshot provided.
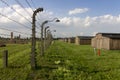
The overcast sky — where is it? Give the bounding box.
[0,0,120,38]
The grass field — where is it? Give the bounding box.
[0,41,120,80]
[0,44,31,80]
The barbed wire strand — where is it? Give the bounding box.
[0,13,31,30]
[0,0,32,23]
[0,27,31,36]
[25,0,34,12]
[14,0,32,17]
[0,33,11,37]
[26,0,42,29]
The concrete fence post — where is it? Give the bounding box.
[31,8,43,70]
[3,50,8,68]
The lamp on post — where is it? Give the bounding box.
[47,30,52,47]
[31,8,43,70]
[46,29,50,48]
[44,26,49,50]
[40,18,60,56]
[46,29,56,48]
[51,30,56,43]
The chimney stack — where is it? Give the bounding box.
[11,32,13,40]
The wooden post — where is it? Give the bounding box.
[98,49,100,56]
[3,50,8,68]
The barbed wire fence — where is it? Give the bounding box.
[0,0,55,70]
[0,0,40,69]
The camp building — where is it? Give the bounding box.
[68,37,75,43]
[91,33,120,50]
[75,36,93,45]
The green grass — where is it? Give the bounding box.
[0,41,120,80]
[37,41,120,80]
[0,44,31,80]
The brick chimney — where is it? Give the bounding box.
[11,32,13,40]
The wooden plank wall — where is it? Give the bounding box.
[110,39,120,50]
[80,39,91,45]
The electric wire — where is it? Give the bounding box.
[30,0,36,8]
[0,0,41,38]
[0,0,32,23]
[0,33,10,37]
[26,0,42,28]
[25,0,34,12]
[0,27,31,36]
[0,13,31,30]
[0,12,40,36]
[14,0,32,17]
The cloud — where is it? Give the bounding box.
[84,16,91,27]
[56,14,120,37]
[80,32,84,36]
[0,4,120,38]
[69,8,89,15]
[60,14,120,27]
[60,17,73,26]
[0,4,54,38]
[92,32,98,36]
